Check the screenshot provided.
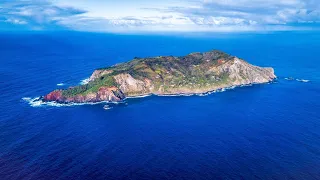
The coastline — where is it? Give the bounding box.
[23,80,276,107]
[127,78,277,98]
[42,50,277,104]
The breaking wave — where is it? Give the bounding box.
[22,82,271,108]
[284,77,310,83]
[284,77,295,81]
[125,94,152,99]
[22,97,122,107]
[80,78,90,85]
[157,93,193,97]
[57,83,65,86]
[103,105,113,110]
[296,79,310,83]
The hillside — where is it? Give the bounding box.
[44,50,276,103]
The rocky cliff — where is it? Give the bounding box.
[43,50,276,103]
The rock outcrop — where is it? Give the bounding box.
[43,50,276,103]
[44,86,125,103]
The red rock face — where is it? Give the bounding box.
[44,90,64,102]
[217,59,225,65]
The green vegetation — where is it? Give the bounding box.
[61,50,235,97]
[62,76,116,97]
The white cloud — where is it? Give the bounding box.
[0,0,319,32]
[0,0,86,29]
[4,18,27,25]
[200,0,320,24]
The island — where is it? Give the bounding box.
[44,50,276,103]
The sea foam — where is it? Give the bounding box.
[125,94,152,99]
[22,96,126,108]
[284,77,295,81]
[22,97,117,107]
[22,82,267,108]
[284,77,310,83]
[80,78,90,85]
[296,79,310,83]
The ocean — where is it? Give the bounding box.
[1,32,320,179]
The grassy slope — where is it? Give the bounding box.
[61,50,234,97]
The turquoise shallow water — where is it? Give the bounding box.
[0,32,320,179]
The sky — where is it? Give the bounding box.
[0,0,319,33]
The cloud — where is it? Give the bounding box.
[3,18,27,25]
[0,0,86,30]
[0,0,319,32]
[154,0,320,26]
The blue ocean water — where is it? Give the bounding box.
[0,32,320,180]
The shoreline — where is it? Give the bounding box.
[126,79,277,98]
[23,80,276,107]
